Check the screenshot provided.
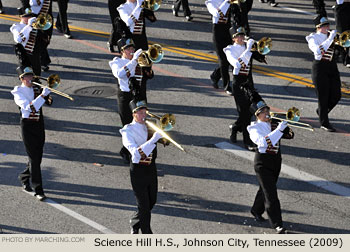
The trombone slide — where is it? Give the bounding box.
[32,82,74,101]
[145,120,185,152]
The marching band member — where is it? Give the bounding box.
[10,8,37,71]
[205,0,232,94]
[109,38,154,163]
[120,99,163,234]
[247,100,294,234]
[11,66,52,201]
[107,0,126,52]
[306,16,342,132]
[334,0,350,67]
[223,26,266,150]
[117,0,157,50]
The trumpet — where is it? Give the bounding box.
[270,107,314,131]
[145,120,185,152]
[146,111,176,131]
[138,44,164,67]
[32,13,53,31]
[334,30,350,48]
[33,74,74,101]
[141,0,162,11]
[250,37,272,55]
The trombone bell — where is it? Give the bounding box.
[335,30,350,48]
[46,74,61,89]
[138,44,164,67]
[33,13,53,31]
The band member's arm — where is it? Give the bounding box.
[110,49,143,79]
[205,0,231,17]
[117,0,144,27]
[306,30,337,56]
[121,129,161,163]
[10,18,36,45]
[144,9,156,22]
[248,121,287,148]
[223,45,242,71]
[11,87,50,115]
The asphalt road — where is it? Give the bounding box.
[0,0,349,234]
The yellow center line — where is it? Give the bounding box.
[1,14,349,96]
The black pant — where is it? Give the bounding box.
[211,23,231,89]
[108,0,125,46]
[311,60,341,126]
[335,3,350,65]
[130,163,157,234]
[132,31,149,51]
[19,118,45,195]
[252,152,282,229]
[232,74,254,146]
[173,0,191,17]
[55,0,70,35]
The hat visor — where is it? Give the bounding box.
[316,22,330,28]
[19,72,34,78]
[255,105,270,116]
[132,106,147,113]
[121,44,135,51]
[233,32,245,38]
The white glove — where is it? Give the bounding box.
[246,39,255,50]
[136,0,144,7]
[276,121,288,132]
[41,87,51,97]
[329,30,337,40]
[132,48,143,61]
[150,132,162,144]
[28,17,37,26]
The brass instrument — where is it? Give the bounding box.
[141,0,162,11]
[146,111,176,131]
[334,30,350,48]
[229,0,246,4]
[145,120,185,152]
[250,37,272,55]
[33,74,74,101]
[270,107,314,131]
[137,44,164,67]
[32,13,53,31]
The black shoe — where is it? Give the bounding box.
[0,8,4,14]
[22,184,33,192]
[270,2,279,7]
[316,108,319,116]
[186,16,193,21]
[320,124,336,132]
[224,85,233,95]
[107,42,115,52]
[245,145,257,152]
[64,34,72,39]
[35,193,47,201]
[275,226,286,234]
[250,210,266,222]
[229,124,237,143]
[210,74,219,89]
[172,5,178,16]
[131,227,139,234]
[41,65,49,72]
[55,25,63,33]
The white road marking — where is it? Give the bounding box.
[23,191,115,233]
[215,142,350,199]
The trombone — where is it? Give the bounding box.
[145,120,185,152]
[137,44,164,67]
[146,111,175,131]
[32,13,53,31]
[250,37,272,55]
[33,74,74,101]
[141,0,162,11]
[334,30,350,48]
[270,107,314,131]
